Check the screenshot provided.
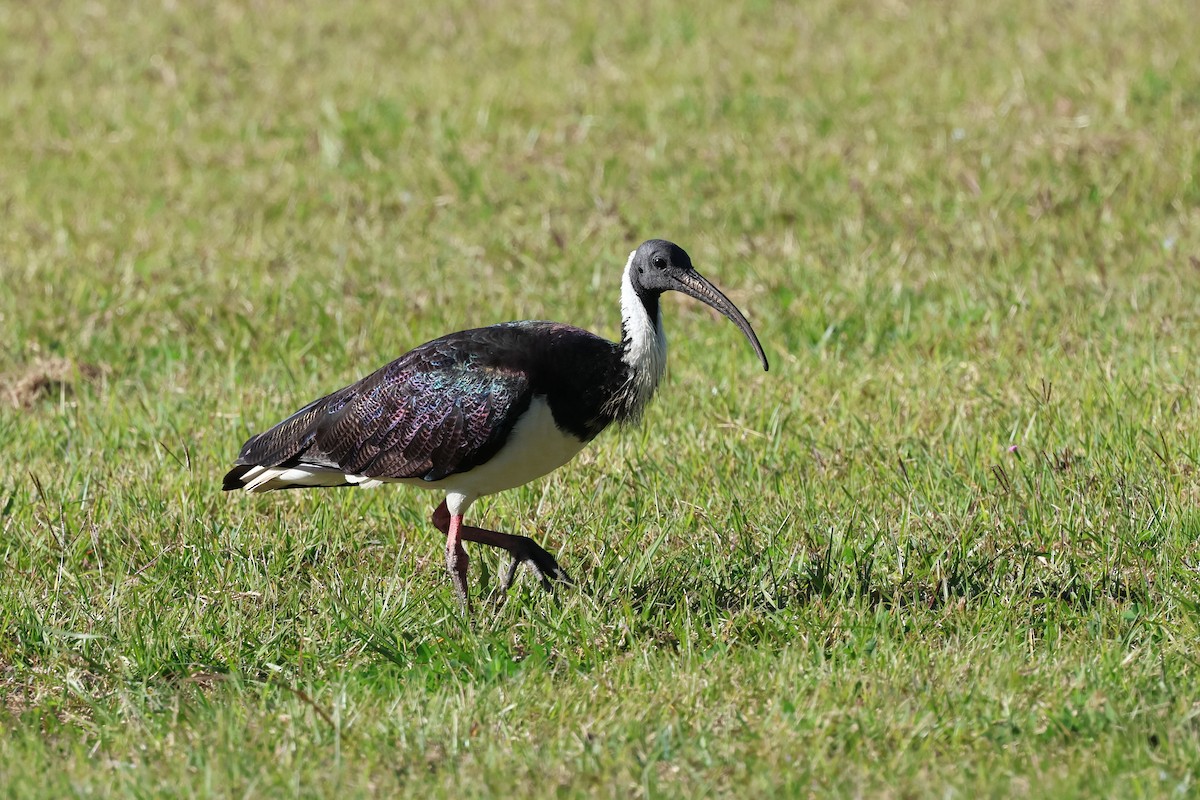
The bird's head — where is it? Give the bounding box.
[628,239,769,371]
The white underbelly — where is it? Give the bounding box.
[237,395,589,514]
[420,395,587,500]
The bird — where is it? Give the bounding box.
[223,239,768,609]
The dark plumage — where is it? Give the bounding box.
[224,240,768,609]
[225,323,625,490]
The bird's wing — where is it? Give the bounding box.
[230,333,534,483]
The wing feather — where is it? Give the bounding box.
[228,334,534,486]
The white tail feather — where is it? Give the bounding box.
[239,465,384,492]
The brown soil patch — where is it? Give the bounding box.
[2,357,105,409]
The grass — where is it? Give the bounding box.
[3,0,1200,795]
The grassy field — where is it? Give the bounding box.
[3,0,1200,796]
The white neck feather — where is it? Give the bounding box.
[617,250,667,420]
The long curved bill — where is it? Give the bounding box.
[675,270,769,371]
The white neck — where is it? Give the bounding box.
[616,250,667,421]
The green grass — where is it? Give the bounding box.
[3,0,1200,796]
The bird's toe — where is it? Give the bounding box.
[503,536,573,593]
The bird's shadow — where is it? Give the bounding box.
[586,543,1152,620]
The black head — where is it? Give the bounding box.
[629,239,769,371]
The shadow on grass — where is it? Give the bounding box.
[606,541,1152,621]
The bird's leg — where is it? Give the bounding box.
[458,525,575,593]
[431,500,573,594]
[442,509,471,610]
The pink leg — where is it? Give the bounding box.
[431,500,573,596]
[444,511,470,609]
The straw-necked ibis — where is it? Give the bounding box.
[223,240,768,608]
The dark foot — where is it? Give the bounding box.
[430,500,573,599]
[495,534,575,593]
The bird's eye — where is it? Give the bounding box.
[652,256,667,269]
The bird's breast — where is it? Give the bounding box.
[420,394,588,499]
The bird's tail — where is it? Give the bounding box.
[223,463,363,492]
[222,464,257,491]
